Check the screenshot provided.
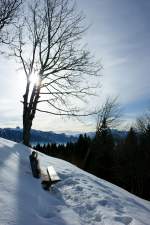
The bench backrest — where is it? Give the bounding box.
[47,166,60,182]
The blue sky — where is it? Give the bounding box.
[0,0,150,132]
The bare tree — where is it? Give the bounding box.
[0,0,22,43]
[96,97,121,135]
[136,110,150,134]
[11,0,101,146]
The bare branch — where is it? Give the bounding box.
[0,0,22,43]
[136,110,150,134]
[36,108,99,117]
[96,97,122,134]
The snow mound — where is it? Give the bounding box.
[0,138,150,225]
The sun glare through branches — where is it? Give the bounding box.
[29,72,40,87]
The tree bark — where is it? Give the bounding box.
[22,84,40,146]
[23,116,32,146]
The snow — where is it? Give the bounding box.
[0,138,150,225]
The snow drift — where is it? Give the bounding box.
[0,138,150,225]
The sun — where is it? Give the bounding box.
[29,72,40,86]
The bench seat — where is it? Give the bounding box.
[41,166,60,190]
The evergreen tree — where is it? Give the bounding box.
[118,127,140,194]
[86,118,114,181]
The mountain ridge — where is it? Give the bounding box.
[0,127,128,145]
[0,127,77,145]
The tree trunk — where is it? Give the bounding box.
[23,116,32,146]
[22,82,41,146]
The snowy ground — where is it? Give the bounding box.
[0,138,150,225]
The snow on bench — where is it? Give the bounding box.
[41,166,61,190]
[47,166,60,182]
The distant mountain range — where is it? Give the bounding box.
[0,127,128,146]
[0,128,77,145]
[72,130,128,140]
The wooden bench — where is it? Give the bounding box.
[41,166,61,190]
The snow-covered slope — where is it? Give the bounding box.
[0,138,150,225]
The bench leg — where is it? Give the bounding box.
[41,180,52,190]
